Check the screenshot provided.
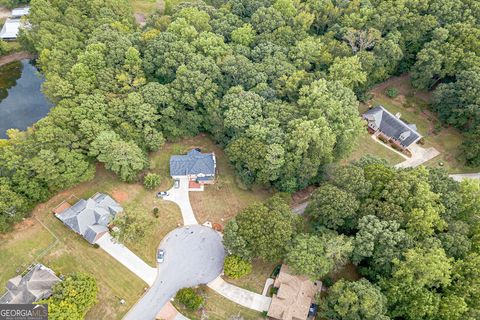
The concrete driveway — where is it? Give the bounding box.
[450,173,480,181]
[96,233,157,286]
[123,225,225,320]
[395,144,440,168]
[163,177,198,225]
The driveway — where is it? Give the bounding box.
[96,233,157,286]
[395,144,440,168]
[123,225,225,320]
[163,177,198,225]
[207,277,272,312]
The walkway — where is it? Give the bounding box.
[96,233,157,286]
[207,277,272,312]
[163,177,198,225]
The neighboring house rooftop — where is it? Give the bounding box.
[56,193,122,244]
[363,105,422,148]
[267,265,319,320]
[170,149,216,177]
[11,7,30,17]
[0,264,60,304]
[0,18,21,40]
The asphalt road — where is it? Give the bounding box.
[123,225,225,320]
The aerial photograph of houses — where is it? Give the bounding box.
[0,0,479,320]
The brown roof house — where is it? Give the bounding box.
[267,265,320,320]
[0,264,60,304]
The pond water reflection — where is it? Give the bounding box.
[0,59,53,138]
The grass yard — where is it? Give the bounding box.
[225,259,278,294]
[187,135,272,225]
[129,0,160,15]
[173,286,265,320]
[342,130,404,166]
[358,73,480,173]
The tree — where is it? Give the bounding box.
[328,56,367,90]
[352,215,412,278]
[143,173,162,190]
[175,288,204,311]
[328,165,371,199]
[111,212,153,244]
[322,279,389,320]
[40,273,98,320]
[305,184,359,232]
[223,255,253,279]
[382,247,454,320]
[223,195,299,261]
[90,131,148,182]
[285,233,353,280]
[231,24,256,47]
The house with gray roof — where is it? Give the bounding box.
[363,105,422,149]
[55,193,122,244]
[0,7,30,40]
[0,264,60,304]
[170,149,216,184]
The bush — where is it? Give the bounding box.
[323,276,334,287]
[223,255,252,279]
[385,87,399,98]
[175,288,204,311]
[92,243,100,249]
[144,173,162,190]
[153,207,159,218]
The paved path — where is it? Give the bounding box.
[163,177,198,225]
[207,277,272,312]
[96,233,157,286]
[261,278,274,296]
[449,173,480,181]
[124,225,225,320]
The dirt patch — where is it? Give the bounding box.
[0,51,35,67]
[291,186,316,205]
[111,189,129,203]
[134,13,146,26]
[0,7,10,20]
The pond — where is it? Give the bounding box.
[0,59,53,139]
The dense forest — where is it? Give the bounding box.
[0,0,478,233]
[224,162,480,320]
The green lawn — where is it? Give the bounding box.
[343,130,405,166]
[226,259,278,294]
[173,286,265,320]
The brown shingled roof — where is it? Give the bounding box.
[267,265,319,320]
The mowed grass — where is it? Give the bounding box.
[342,130,404,166]
[173,286,265,320]
[225,259,277,294]
[129,0,159,15]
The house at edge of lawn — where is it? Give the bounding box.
[0,7,30,40]
[0,264,60,304]
[55,193,123,244]
[267,265,320,320]
[169,149,216,185]
[363,105,422,151]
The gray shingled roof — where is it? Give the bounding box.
[363,106,422,147]
[56,193,123,244]
[170,149,216,176]
[0,264,60,304]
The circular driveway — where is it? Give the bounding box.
[124,225,225,320]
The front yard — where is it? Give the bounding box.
[173,286,265,320]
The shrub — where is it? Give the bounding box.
[175,288,204,311]
[323,276,334,287]
[385,87,399,98]
[223,255,252,279]
[92,243,100,249]
[144,173,162,190]
[153,207,159,218]
[378,135,389,144]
